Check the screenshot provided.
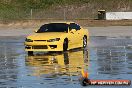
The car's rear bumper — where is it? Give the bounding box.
[24,41,63,51]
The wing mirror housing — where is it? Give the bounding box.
[70,29,76,34]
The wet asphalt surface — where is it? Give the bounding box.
[0,36,132,88]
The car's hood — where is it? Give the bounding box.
[27,32,67,40]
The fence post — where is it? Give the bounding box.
[31,9,33,19]
[63,8,66,20]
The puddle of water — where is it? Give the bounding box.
[25,50,89,77]
[0,36,131,88]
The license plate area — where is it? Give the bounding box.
[32,45,48,49]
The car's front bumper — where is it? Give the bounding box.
[24,41,63,51]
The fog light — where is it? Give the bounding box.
[49,45,57,49]
[25,46,31,49]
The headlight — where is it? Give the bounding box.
[47,38,60,42]
[25,38,33,42]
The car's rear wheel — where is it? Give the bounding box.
[28,51,33,56]
[83,36,87,48]
[63,39,68,51]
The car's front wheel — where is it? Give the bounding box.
[83,36,87,48]
[63,39,68,51]
[28,51,33,56]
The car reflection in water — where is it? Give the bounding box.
[25,49,89,77]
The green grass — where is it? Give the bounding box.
[0,0,132,20]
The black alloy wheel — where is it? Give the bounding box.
[28,51,33,56]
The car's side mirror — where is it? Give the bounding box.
[70,29,76,34]
[34,30,38,33]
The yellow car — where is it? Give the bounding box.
[25,22,89,55]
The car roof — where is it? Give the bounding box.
[48,21,75,24]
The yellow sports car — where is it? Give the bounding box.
[25,22,89,55]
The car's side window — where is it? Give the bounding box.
[69,23,80,31]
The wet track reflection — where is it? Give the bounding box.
[25,50,89,77]
[89,37,132,82]
[0,36,132,88]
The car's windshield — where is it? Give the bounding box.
[36,23,68,33]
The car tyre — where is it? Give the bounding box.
[28,51,33,56]
[83,36,87,48]
[63,39,68,51]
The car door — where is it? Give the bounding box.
[73,23,83,45]
[68,23,82,48]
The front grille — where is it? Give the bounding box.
[32,45,48,49]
